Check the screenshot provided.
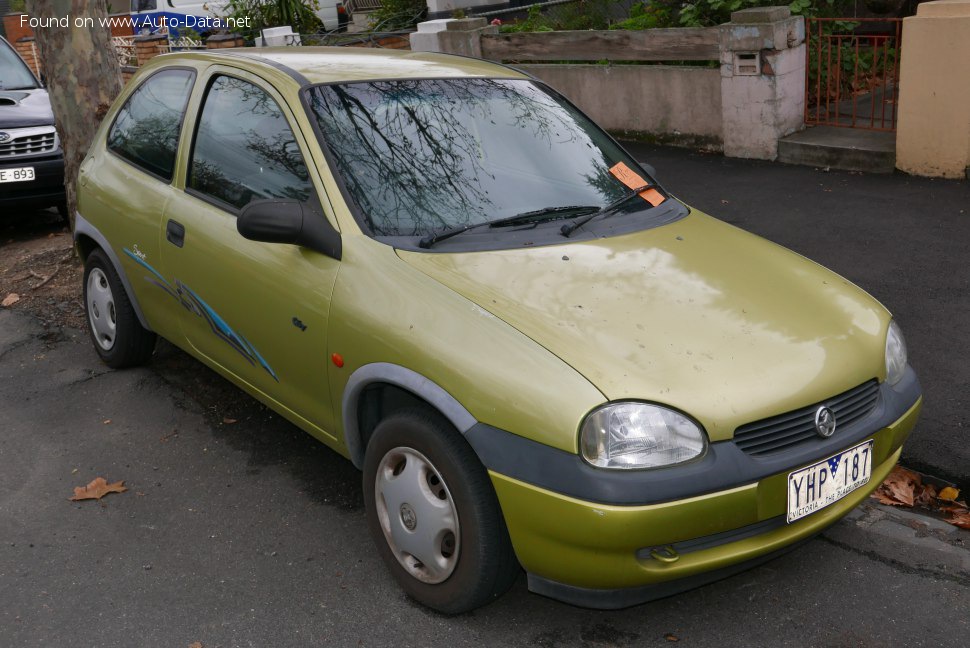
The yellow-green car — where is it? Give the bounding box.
[75,48,922,613]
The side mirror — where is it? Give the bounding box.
[237,199,341,260]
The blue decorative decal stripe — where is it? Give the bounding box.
[123,248,279,382]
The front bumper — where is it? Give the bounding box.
[0,154,65,211]
[477,372,922,608]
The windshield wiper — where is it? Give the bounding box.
[418,205,598,249]
[560,184,651,237]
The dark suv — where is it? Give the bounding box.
[0,36,65,218]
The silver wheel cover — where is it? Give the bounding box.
[86,268,116,351]
[375,446,460,584]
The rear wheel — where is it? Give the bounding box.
[83,249,156,368]
[363,408,519,613]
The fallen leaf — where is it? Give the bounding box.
[938,486,961,501]
[871,465,922,508]
[871,490,907,507]
[665,634,680,642]
[189,642,203,648]
[103,419,111,425]
[914,482,938,507]
[222,417,237,425]
[945,510,970,530]
[70,477,127,502]
[2,293,20,307]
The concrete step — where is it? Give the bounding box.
[777,126,896,174]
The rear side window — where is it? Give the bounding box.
[188,75,313,211]
[107,69,195,181]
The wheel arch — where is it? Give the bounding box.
[342,363,478,469]
[73,211,152,332]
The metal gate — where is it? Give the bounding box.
[805,17,903,131]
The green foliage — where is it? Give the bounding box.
[221,0,322,39]
[678,0,853,28]
[10,0,27,13]
[610,2,673,30]
[370,0,426,30]
[499,0,619,33]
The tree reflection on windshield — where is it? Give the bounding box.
[307,78,636,237]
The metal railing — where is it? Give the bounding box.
[346,0,383,11]
[805,17,903,131]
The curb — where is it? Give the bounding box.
[822,500,969,583]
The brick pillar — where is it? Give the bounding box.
[134,34,168,66]
[718,7,806,160]
[14,37,41,79]
[205,33,246,49]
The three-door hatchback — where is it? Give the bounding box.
[75,48,922,613]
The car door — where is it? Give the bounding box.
[159,67,341,440]
[79,67,196,343]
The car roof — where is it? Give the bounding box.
[164,47,528,86]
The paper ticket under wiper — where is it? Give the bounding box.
[609,162,665,207]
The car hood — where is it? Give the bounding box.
[0,88,55,128]
[396,210,889,441]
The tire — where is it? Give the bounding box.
[363,408,519,613]
[82,248,156,368]
[56,202,70,226]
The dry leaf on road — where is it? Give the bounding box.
[222,417,237,425]
[70,477,127,502]
[872,465,921,507]
[938,486,961,501]
[2,293,20,307]
[188,642,203,648]
[946,511,970,529]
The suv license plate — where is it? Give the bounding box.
[787,439,873,523]
[0,166,36,183]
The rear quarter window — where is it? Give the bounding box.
[107,69,195,181]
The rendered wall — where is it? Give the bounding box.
[520,64,723,148]
[896,0,970,179]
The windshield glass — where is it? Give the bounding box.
[306,78,655,238]
[0,39,39,90]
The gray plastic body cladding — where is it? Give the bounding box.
[341,362,477,469]
[73,211,152,331]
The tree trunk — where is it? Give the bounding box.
[26,0,122,231]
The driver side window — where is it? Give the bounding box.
[188,75,313,212]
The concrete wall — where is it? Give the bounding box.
[411,10,806,160]
[521,64,722,147]
[896,0,970,179]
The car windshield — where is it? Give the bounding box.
[306,78,655,238]
[0,39,39,90]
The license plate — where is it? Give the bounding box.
[0,166,35,183]
[787,439,873,523]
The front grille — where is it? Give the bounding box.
[0,128,57,158]
[734,379,880,456]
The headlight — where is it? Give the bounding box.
[885,320,907,385]
[580,402,707,470]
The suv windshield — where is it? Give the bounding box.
[306,78,659,239]
[0,39,39,90]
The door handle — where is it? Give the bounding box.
[166,219,185,248]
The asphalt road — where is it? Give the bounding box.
[2,149,969,647]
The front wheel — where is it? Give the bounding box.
[363,408,519,613]
[83,248,156,368]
